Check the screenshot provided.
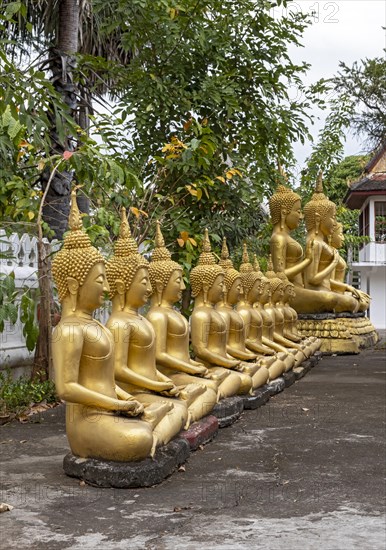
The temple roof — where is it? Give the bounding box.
[344,144,386,209]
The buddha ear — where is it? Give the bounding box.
[315,212,321,235]
[66,277,79,312]
[155,279,163,306]
[280,206,287,230]
[116,279,125,295]
[67,277,79,295]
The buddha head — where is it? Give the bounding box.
[52,190,108,313]
[265,256,285,303]
[331,221,344,249]
[218,237,242,305]
[106,208,151,310]
[250,255,270,304]
[239,244,262,304]
[269,172,302,231]
[190,229,224,304]
[304,171,337,237]
[276,265,295,303]
[148,221,185,306]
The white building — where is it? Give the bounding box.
[345,146,386,329]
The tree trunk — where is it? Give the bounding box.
[41,0,80,239]
[32,240,53,381]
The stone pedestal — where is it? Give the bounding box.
[180,415,219,450]
[242,384,271,410]
[297,312,378,355]
[212,396,244,427]
[63,439,190,488]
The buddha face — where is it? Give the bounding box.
[248,279,261,304]
[271,283,284,304]
[207,274,224,304]
[227,277,242,305]
[76,262,109,312]
[319,207,337,237]
[125,267,152,309]
[163,269,185,304]
[331,225,344,249]
[259,279,271,303]
[285,200,302,230]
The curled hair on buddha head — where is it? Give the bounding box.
[265,255,284,295]
[239,243,260,296]
[148,221,182,291]
[219,237,241,291]
[52,189,105,302]
[190,229,223,298]
[303,171,336,232]
[269,176,302,225]
[105,207,149,300]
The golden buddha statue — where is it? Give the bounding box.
[52,191,168,462]
[146,221,219,419]
[275,266,321,356]
[329,222,370,312]
[231,249,285,380]
[303,173,359,313]
[190,229,250,396]
[215,238,269,389]
[106,209,206,447]
[262,257,306,367]
[236,247,294,373]
[269,175,339,313]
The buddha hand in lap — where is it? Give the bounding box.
[190,230,252,396]
[215,238,269,389]
[106,209,208,443]
[146,222,218,421]
[52,191,161,462]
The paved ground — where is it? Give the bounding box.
[1,336,385,550]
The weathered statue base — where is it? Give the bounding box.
[63,438,190,488]
[297,313,378,354]
[180,415,219,450]
[212,396,244,427]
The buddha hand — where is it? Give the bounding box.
[115,399,144,417]
[305,239,314,260]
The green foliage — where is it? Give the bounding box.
[0,368,57,416]
[0,272,18,331]
[333,57,386,149]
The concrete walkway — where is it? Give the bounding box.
[1,339,385,549]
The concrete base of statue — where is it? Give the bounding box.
[268,377,285,395]
[63,439,190,488]
[297,312,378,355]
[242,384,271,410]
[180,415,219,450]
[293,360,312,380]
[282,370,296,387]
[212,396,244,427]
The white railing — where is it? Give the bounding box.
[0,230,59,373]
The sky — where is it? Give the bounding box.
[283,0,386,170]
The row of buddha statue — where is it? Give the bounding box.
[51,173,371,465]
[269,171,370,314]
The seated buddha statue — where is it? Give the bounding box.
[329,222,370,312]
[235,244,286,380]
[190,229,251,396]
[250,256,296,372]
[269,173,339,314]
[263,258,307,367]
[274,265,321,356]
[303,173,360,313]
[52,191,169,461]
[106,209,207,446]
[146,221,220,419]
[215,238,269,389]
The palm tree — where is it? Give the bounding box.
[2,0,130,238]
